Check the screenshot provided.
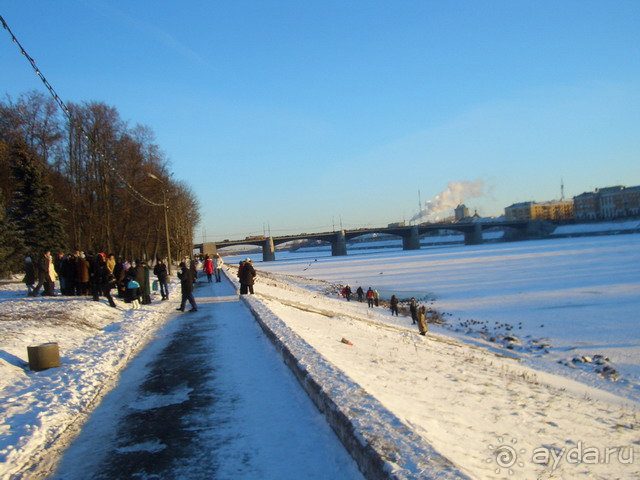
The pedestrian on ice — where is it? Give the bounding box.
[203,254,214,283]
[390,295,399,316]
[356,286,364,302]
[409,297,418,324]
[213,253,224,282]
[366,287,374,308]
[343,285,352,301]
[177,261,198,312]
[417,305,428,335]
[153,258,169,300]
[373,289,379,307]
[239,258,256,294]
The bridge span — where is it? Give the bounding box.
[194,220,549,262]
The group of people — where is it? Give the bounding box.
[202,254,224,283]
[340,285,380,308]
[237,258,256,294]
[22,250,177,310]
[339,286,429,336]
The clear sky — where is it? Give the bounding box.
[2,1,639,240]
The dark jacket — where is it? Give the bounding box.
[239,262,256,286]
[23,260,36,285]
[153,263,168,281]
[178,266,193,294]
[96,263,115,290]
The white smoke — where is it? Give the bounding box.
[410,180,485,223]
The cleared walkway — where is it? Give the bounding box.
[51,277,363,480]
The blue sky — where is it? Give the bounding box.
[2,1,639,240]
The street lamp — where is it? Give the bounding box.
[147,173,172,275]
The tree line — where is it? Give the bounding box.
[0,90,200,276]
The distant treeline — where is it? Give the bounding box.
[0,90,200,275]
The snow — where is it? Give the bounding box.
[233,233,640,478]
[1,231,640,479]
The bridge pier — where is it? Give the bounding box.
[262,237,276,262]
[402,226,421,250]
[331,231,347,256]
[464,224,483,245]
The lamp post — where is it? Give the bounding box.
[147,173,172,275]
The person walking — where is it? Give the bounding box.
[96,258,117,308]
[356,286,364,302]
[213,253,224,282]
[203,255,214,283]
[390,295,399,316]
[239,258,256,294]
[177,261,198,312]
[23,256,36,296]
[366,287,374,308]
[32,251,54,296]
[373,289,380,307]
[153,258,169,300]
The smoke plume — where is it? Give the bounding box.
[410,180,484,223]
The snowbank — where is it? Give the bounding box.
[0,281,179,479]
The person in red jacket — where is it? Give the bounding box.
[203,255,214,283]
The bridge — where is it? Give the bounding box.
[194,220,549,262]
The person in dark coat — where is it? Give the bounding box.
[409,297,418,324]
[239,258,256,294]
[366,287,374,308]
[390,295,399,316]
[61,253,76,295]
[138,260,151,304]
[23,256,36,296]
[356,286,364,302]
[124,263,139,306]
[238,260,247,294]
[177,262,198,312]
[153,259,169,300]
[95,259,117,307]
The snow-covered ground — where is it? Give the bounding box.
[229,233,640,478]
[1,231,639,479]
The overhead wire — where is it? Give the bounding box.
[0,15,164,207]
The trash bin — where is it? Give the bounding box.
[27,342,60,371]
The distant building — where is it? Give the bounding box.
[573,185,640,220]
[454,204,470,221]
[505,200,574,221]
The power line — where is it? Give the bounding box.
[0,15,163,207]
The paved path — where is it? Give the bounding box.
[51,277,363,480]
